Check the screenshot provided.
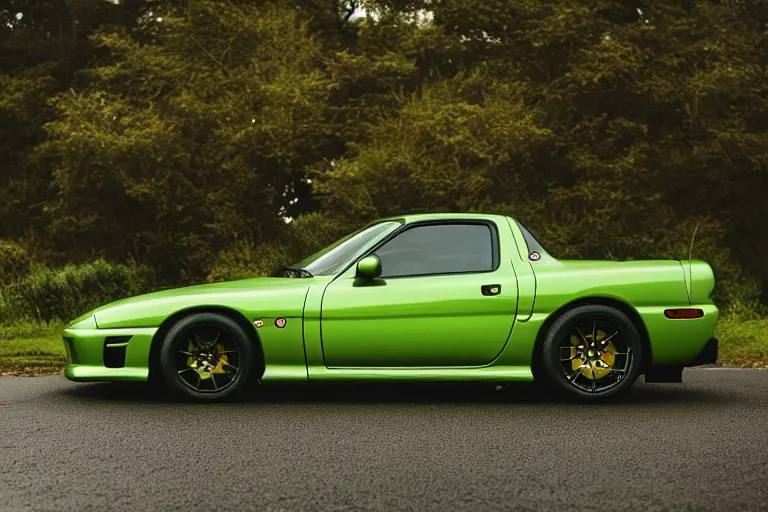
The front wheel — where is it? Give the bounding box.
[540,305,644,401]
[159,313,256,402]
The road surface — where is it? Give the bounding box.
[1,369,767,511]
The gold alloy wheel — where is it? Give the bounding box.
[559,318,633,393]
[175,327,240,393]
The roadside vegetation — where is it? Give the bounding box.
[0,1,766,374]
[715,302,768,368]
[0,321,63,376]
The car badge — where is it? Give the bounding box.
[529,251,541,261]
[253,319,264,328]
[275,318,287,329]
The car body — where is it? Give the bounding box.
[62,213,719,401]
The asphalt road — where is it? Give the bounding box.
[1,370,767,512]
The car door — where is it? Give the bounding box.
[319,221,518,367]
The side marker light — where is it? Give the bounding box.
[664,309,704,319]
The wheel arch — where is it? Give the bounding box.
[148,306,265,383]
[530,296,652,379]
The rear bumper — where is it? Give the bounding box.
[686,337,718,366]
[640,304,718,366]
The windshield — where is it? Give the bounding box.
[293,221,401,276]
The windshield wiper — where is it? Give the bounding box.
[280,266,314,278]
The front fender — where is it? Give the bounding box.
[91,278,323,329]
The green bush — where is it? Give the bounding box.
[719,298,768,321]
[285,212,353,262]
[715,310,768,368]
[0,288,11,324]
[206,240,288,283]
[3,259,155,323]
[0,319,62,340]
[205,213,354,283]
[0,239,30,286]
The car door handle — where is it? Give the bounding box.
[481,284,501,296]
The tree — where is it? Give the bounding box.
[0,0,765,305]
[0,0,146,242]
[311,0,767,302]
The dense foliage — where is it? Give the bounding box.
[1,0,767,320]
[1,259,153,323]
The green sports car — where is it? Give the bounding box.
[62,213,719,402]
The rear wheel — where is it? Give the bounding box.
[160,313,255,402]
[540,305,644,401]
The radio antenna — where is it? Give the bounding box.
[688,221,701,264]
[686,221,701,304]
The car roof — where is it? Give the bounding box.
[377,212,511,224]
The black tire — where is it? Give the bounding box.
[540,305,644,401]
[160,313,256,403]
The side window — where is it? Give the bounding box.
[374,223,496,278]
[515,220,551,259]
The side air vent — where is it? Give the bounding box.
[63,337,77,364]
[103,336,132,368]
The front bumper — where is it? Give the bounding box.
[62,324,156,382]
[686,337,718,366]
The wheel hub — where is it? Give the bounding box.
[187,342,228,381]
[570,329,618,380]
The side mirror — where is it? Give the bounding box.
[356,255,382,279]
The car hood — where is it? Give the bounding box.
[85,276,331,329]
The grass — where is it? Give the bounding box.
[715,315,768,368]
[0,321,65,376]
[0,313,765,376]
